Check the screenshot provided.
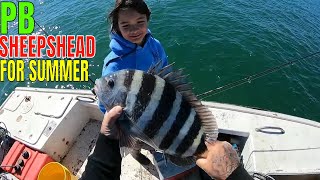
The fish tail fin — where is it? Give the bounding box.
[167,154,196,167]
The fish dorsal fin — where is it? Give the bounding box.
[147,60,164,75]
[157,63,175,77]
[196,106,218,142]
[155,62,219,142]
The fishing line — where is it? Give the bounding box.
[14,0,95,85]
[197,51,320,100]
[34,20,49,37]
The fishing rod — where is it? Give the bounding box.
[197,51,320,100]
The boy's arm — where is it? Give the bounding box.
[80,134,122,180]
[80,106,123,180]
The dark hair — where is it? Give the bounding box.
[108,0,151,34]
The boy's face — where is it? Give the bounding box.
[118,8,148,45]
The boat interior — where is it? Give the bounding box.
[0,87,319,179]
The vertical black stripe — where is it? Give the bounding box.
[119,70,134,107]
[132,73,156,121]
[194,135,207,156]
[123,70,134,89]
[143,82,176,139]
[175,115,201,155]
[159,98,191,149]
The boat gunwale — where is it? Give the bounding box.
[203,101,320,128]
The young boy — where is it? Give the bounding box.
[99,0,168,113]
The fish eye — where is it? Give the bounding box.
[108,79,115,88]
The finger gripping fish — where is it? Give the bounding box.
[95,62,218,166]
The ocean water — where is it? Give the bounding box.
[1,0,319,122]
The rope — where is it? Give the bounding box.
[252,172,276,180]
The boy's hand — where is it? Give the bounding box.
[100,106,123,139]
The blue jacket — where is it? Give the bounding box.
[100,30,168,113]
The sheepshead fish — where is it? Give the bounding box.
[94,62,218,166]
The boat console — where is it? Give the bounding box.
[0,88,101,162]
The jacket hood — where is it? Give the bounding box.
[109,29,152,56]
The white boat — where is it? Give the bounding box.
[0,87,319,180]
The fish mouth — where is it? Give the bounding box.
[92,80,106,105]
[91,88,96,96]
[92,85,98,96]
[93,79,102,95]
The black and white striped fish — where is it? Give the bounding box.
[94,63,218,166]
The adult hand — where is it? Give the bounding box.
[196,141,240,180]
[100,106,123,139]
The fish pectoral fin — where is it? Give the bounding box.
[120,146,133,158]
[167,154,196,167]
[131,150,152,165]
[129,123,161,152]
[119,128,138,158]
[120,139,152,165]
